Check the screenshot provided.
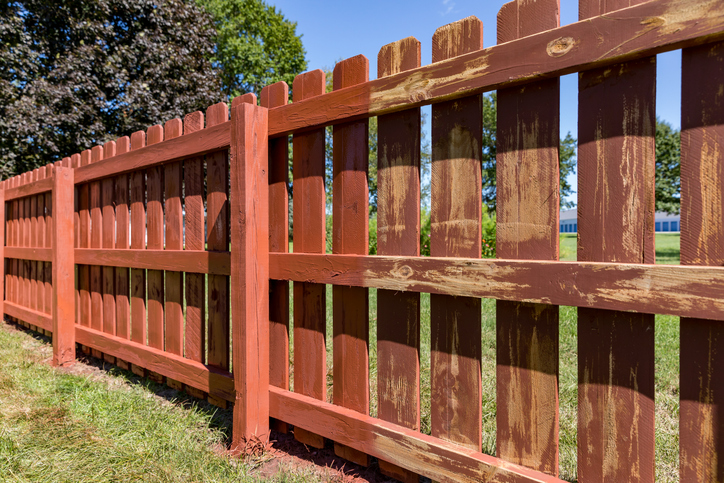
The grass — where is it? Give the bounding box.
[2,234,682,482]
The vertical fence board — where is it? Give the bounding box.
[90,146,104,359]
[30,169,38,314]
[680,40,724,483]
[331,54,371,467]
[495,0,560,475]
[430,16,483,452]
[230,100,270,449]
[100,142,117,364]
[0,188,4,325]
[164,119,184,368]
[292,69,327,449]
[79,150,92,337]
[146,125,165,361]
[44,164,53,317]
[376,36,422,483]
[52,166,75,366]
[183,111,207,371]
[206,103,231,388]
[130,131,147,377]
[261,82,291,434]
[23,173,31,317]
[577,1,656,480]
[4,181,10,323]
[114,137,131,368]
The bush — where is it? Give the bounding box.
[420,206,496,258]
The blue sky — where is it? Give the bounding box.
[269,0,683,206]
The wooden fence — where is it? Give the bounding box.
[3,0,724,481]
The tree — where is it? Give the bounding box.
[655,118,681,215]
[199,0,307,98]
[1,0,222,176]
[482,92,578,211]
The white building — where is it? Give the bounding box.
[560,208,680,233]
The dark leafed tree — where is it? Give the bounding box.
[200,0,307,98]
[0,0,223,176]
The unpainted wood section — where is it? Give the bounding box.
[261,82,291,432]
[164,119,184,359]
[73,121,231,185]
[679,41,724,483]
[375,36,422,483]
[74,249,230,274]
[269,387,566,483]
[576,1,656,480]
[230,101,271,448]
[206,103,231,373]
[146,125,165,352]
[266,0,724,138]
[90,146,104,336]
[115,137,131,342]
[332,55,371,467]
[53,166,75,366]
[430,16,483,452]
[495,0,560,475]
[292,69,327,449]
[129,131,147,377]
[4,177,53,201]
[75,325,235,402]
[183,111,206,365]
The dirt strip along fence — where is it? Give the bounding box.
[3,0,724,481]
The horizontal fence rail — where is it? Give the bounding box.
[3,0,724,481]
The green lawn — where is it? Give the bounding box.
[2,234,682,482]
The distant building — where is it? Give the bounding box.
[559,208,680,233]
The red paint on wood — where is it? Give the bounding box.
[78,151,91,334]
[430,16,483,452]
[680,40,724,483]
[0,189,4,325]
[44,165,52,317]
[261,82,291,434]
[101,141,116,337]
[376,36,422,483]
[183,111,207,365]
[53,166,75,366]
[164,119,184,358]
[576,1,656,480]
[230,101,270,449]
[332,55,371,467]
[146,125,165,352]
[115,137,131,342]
[129,131,147,376]
[206,102,231,373]
[495,0,560,475]
[90,146,104,336]
[292,69,327,449]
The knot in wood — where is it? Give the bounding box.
[546,37,575,57]
[396,265,413,279]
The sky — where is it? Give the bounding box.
[269,0,683,206]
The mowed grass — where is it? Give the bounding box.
[3,233,682,482]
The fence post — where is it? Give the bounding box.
[0,186,4,324]
[230,100,270,450]
[52,165,75,366]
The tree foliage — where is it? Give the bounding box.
[200,0,307,98]
[655,118,681,215]
[0,0,222,176]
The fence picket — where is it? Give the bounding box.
[577,0,656,480]
[376,36,422,483]
[430,16,483,452]
[130,130,147,378]
[495,0,560,475]
[114,137,131,372]
[292,69,327,449]
[146,125,165,369]
[90,146,104,360]
[680,40,724,482]
[44,164,53,318]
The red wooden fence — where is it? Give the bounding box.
[3,0,724,481]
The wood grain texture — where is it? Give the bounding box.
[183,111,207,366]
[331,55,370,467]
[0,189,4,325]
[43,165,52,317]
[265,0,724,138]
[430,16,483,452]
[376,36,422,483]
[5,247,52,262]
[102,141,116,338]
[4,177,53,201]
[52,166,75,366]
[495,0,560,475]
[129,131,147,376]
[680,40,724,483]
[230,101,270,448]
[6,301,52,332]
[146,125,165,352]
[78,150,91,333]
[206,103,231,374]
[164,119,184,360]
[115,137,131,343]
[261,82,291,433]
[74,250,230,274]
[90,146,104,336]
[292,69,327,449]
[576,1,655,480]
[269,387,565,483]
